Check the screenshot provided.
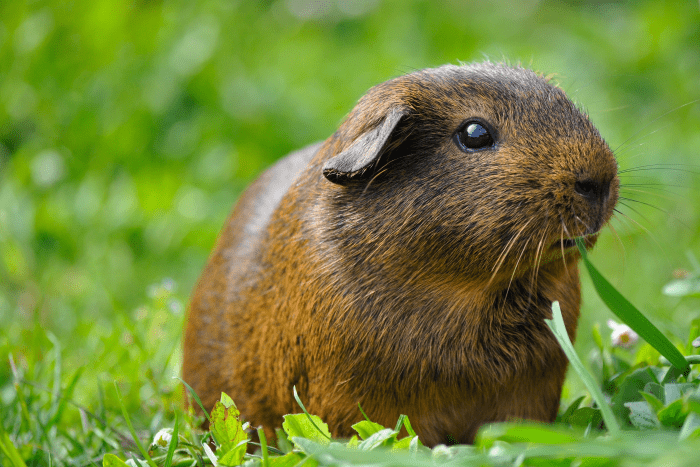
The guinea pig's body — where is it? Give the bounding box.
[183,62,619,445]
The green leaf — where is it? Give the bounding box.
[685,386,700,414]
[661,365,687,384]
[625,401,659,429]
[282,414,331,448]
[546,302,621,436]
[657,399,686,428]
[209,393,247,465]
[640,392,664,414]
[568,407,602,429]
[611,368,658,423]
[476,422,579,445]
[391,435,418,451]
[357,428,397,450]
[346,435,360,448]
[274,428,293,454]
[559,395,586,423]
[102,454,130,467]
[643,382,665,402]
[291,386,331,441]
[268,453,305,467]
[576,238,690,376]
[408,435,421,454]
[220,392,235,408]
[218,444,247,466]
[351,420,386,440]
[680,412,700,440]
[288,437,325,456]
[663,383,696,405]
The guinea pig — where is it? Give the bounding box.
[182,61,619,446]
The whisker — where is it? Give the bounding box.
[613,207,657,242]
[619,187,681,202]
[618,163,700,175]
[528,230,547,307]
[618,196,690,230]
[613,122,674,159]
[560,217,574,240]
[487,218,535,286]
[611,99,700,154]
[595,104,632,113]
[611,208,669,266]
[611,208,638,236]
[620,183,681,190]
[504,236,532,302]
[616,201,656,230]
[559,223,569,275]
[573,214,592,235]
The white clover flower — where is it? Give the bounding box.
[607,319,639,348]
[153,428,173,448]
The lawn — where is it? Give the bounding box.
[1,1,699,465]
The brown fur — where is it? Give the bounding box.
[182,62,619,445]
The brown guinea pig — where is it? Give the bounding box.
[182,61,619,446]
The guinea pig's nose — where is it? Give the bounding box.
[574,177,613,234]
[574,178,610,205]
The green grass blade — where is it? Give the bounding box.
[546,301,621,436]
[175,378,212,427]
[293,386,332,441]
[48,366,84,427]
[357,403,372,423]
[164,415,178,467]
[576,238,690,375]
[401,416,417,438]
[0,423,29,467]
[113,382,158,467]
[257,427,269,467]
[9,355,33,437]
[393,414,406,433]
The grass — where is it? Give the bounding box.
[12,286,700,466]
[94,273,700,466]
[1,0,700,465]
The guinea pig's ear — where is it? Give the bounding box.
[322,107,408,185]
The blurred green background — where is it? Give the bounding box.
[1,0,699,428]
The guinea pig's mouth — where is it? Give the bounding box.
[560,238,578,249]
[547,236,579,251]
[550,234,596,251]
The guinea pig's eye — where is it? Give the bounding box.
[454,120,495,152]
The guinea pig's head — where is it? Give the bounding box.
[319,62,619,283]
